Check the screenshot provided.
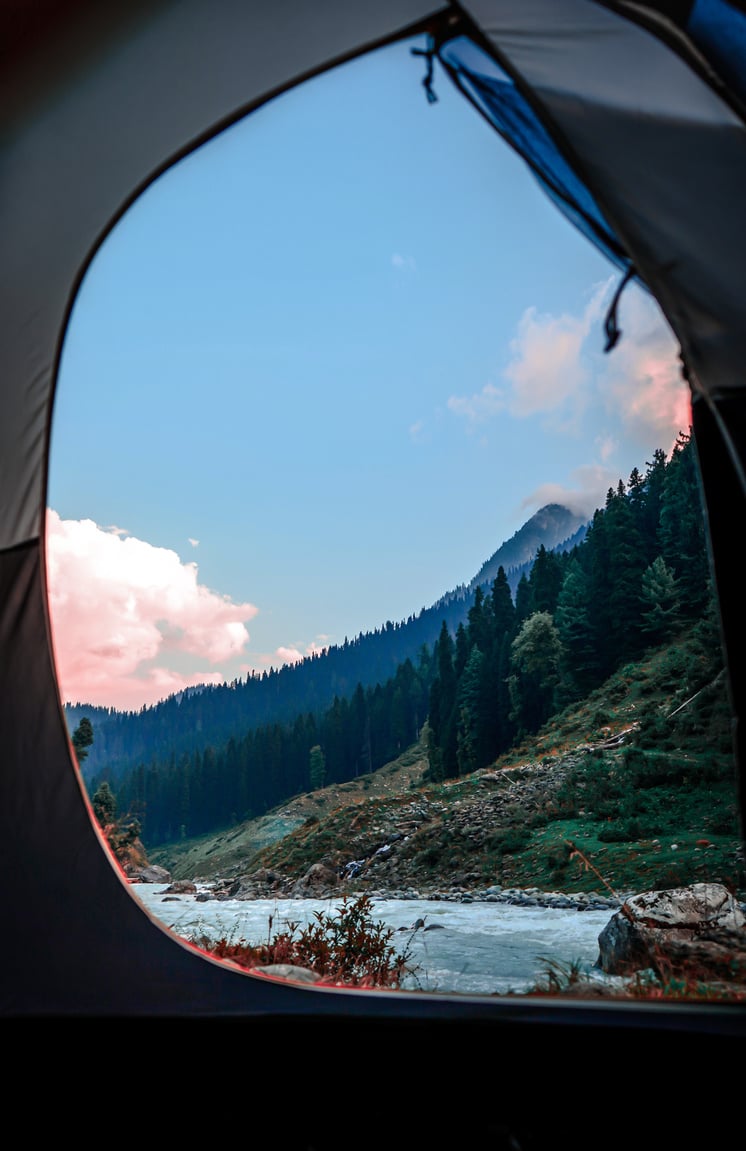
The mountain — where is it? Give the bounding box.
[468,503,587,592]
[69,504,589,779]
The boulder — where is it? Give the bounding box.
[163,879,196,894]
[597,882,746,977]
[249,964,322,985]
[291,862,339,896]
[135,864,172,884]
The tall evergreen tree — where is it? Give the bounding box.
[603,478,648,665]
[455,644,486,776]
[467,585,492,658]
[659,429,710,615]
[554,557,599,699]
[490,566,516,643]
[508,611,563,737]
[528,544,565,615]
[642,447,668,560]
[309,744,326,790]
[72,716,94,765]
[514,572,533,626]
[428,621,458,780]
[640,555,681,645]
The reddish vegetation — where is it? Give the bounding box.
[196,894,413,988]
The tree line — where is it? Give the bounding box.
[90,428,715,847]
[109,656,432,844]
[426,429,711,779]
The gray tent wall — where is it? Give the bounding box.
[1,0,745,1035]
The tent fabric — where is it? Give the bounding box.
[457,0,746,404]
[1,0,745,1025]
[437,35,633,275]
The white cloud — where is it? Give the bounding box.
[595,434,617,463]
[447,382,505,425]
[250,638,330,671]
[391,252,416,271]
[273,646,304,665]
[502,285,606,418]
[188,538,200,548]
[46,510,258,710]
[447,283,608,430]
[519,463,622,522]
[447,277,688,456]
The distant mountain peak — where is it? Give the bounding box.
[468,503,588,591]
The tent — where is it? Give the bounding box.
[2,0,745,1131]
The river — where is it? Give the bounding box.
[131,884,621,996]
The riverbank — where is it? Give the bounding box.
[180,863,633,913]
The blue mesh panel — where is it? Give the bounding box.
[687,0,746,106]
[439,36,631,276]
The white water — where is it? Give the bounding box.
[132,884,619,996]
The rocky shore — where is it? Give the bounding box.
[137,864,746,993]
[138,863,627,912]
[199,876,625,913]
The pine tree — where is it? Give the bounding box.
[603,478,648,665]
[554,557,599,699]
[467,584,493,657]
[640,555,681,644]
[508,611,563,736]
[514,572,533,625]
[528,544,565,615]
[309,744,326,790]
[428,621,458,779]
[92,779,116,827]
[72,716,94,765]
[642,447,668,560]
[455,644,486,776]
[490,566,516,643]
[659,429,710,616]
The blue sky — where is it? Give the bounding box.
[46,34,689,711]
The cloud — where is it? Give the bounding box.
[595,434,616,463]
[46,510,258,710]
[391,252,416,271]
[273,646,305,665]
[250,638,330,672]
[448,284,608,430]
[188,538,199,548]
[447,277,688,456]
[502,285,606,418]
[598,287,691,452]
[447,383,505,425]
[519,463,624,522]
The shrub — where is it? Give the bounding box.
[598,818,650,843]
[196,894,413,988]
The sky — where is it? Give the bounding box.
[46,35,690,713]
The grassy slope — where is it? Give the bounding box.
[149,623,746,899]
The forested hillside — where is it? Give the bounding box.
[70,504,586,779]
[91,430,715,852]
[425,432,709,780]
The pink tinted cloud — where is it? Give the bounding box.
[449,280,687,453]
[46,510,258,710]
[519,463,624,522]
[502,296,601,417]
[448,283,607,427]
[600,288,691,451]
[248,638,330,672]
